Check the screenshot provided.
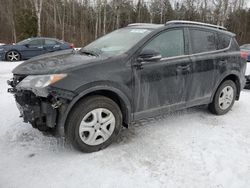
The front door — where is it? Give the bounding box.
[133,28,192,119]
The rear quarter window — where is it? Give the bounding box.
[45,39,58,45]
[189,29,217,54]
[230,37,240,51]
[217,34,231,49]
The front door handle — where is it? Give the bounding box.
[176,64,191,75]
[133,61,143,70]
[219,59,227,65]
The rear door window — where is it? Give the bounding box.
[45,39,58,45]
[189,29,216,54]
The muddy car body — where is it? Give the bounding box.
[8,21,246,152]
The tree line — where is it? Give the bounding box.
[0,0,249,47]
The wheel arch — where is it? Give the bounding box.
[57,85,132,136]
[211,73,241,102]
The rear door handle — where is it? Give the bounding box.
[53,45,60,48]
[177,64,191,70]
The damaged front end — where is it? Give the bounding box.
[7,74,76,134]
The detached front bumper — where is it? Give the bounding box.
[7,75,76,134]
[15,90,57,130]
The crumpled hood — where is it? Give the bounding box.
[12,49,107,75]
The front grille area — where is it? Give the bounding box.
[15,90,40,106]
[14,89,57,131]
[7,74,64,132]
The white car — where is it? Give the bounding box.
[246,63,250,89]
[246,61,250,75]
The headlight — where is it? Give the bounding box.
[17,74,67,90]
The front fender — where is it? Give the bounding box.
[56,82,132,136]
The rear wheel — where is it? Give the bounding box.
[65,95,122,153]
[209,80,236,115]
[6,50,21,61]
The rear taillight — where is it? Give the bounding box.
[241,51,248,60]
[70,43,75,49]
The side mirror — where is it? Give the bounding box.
[138,49,162,62]
[24,44,30,48]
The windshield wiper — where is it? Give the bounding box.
[79,48,99,57]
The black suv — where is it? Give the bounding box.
[8,20,246,152]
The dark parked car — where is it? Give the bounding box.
[8,21,246,153]
[240,44,250,88]
[0,37,74,61]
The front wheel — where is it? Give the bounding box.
[6,50,21,61]
[65,95,122,153]
[209,80,237,115]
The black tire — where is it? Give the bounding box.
[209,80,237,115]
[65,95,122,153]
[6,50,21,61]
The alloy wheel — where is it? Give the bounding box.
[7,51,20,61]
[79,108,116,146]
[218,86,234,110]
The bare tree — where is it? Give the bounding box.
[0,0,249,46]
[103,0,107,35]
[32,0,43,36]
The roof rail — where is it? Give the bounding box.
[127,23,163,27]
[165,20,227,31]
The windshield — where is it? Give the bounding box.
[82,28,152,56]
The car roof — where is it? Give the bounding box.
[29,37,61,41]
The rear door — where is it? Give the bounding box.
[186,28,221,105]
[25,39,45,58]
[44,39,61,52]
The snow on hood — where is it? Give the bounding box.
[12,49,106,75]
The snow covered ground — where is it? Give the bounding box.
[0,61,250,188]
